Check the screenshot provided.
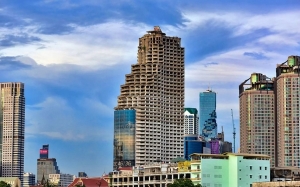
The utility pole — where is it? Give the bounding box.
[231,109,236,153]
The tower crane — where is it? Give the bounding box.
[231,109,236,153]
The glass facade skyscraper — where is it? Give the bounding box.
[199,90,217,140]
[113,109,136,169]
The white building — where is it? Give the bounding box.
[49,173,75,187]
[23,172,35,187]
[0,83,25,183]
[184,108,199,135]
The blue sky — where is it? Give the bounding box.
[1,0,300,177]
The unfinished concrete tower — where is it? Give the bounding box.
[113,26,185,169]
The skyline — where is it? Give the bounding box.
[0,0,300,177]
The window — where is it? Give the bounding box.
[259,166,262,170]
[250,175,252,178]
[265,175,267,179]
[265,167,267,170]
[250,166,252,170]
[259,175,262,179]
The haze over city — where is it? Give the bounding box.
[0,0,300,177]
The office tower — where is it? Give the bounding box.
[78,172,87,178]
[23,172,35,187]
[40,144,49,159]
[199,89,217,140]
[239,73,275,167]
[37,145,60,184]
[184,108,199,135]
[0,83,25,182]
[276,56,300,167]
[114,26,185,169]
[183,135,207,160]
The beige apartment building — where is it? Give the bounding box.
[114,26,184,169]
[239,56,300,168]
[0,83,25,183]
[239,73,276,167]
[276,56,300,167]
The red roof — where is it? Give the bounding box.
[68,177,108,187]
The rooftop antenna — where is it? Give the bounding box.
[231,109,236,153]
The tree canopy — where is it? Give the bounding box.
[0,181,11,187]
[167,178,202,187]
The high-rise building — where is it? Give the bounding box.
[23,172,35,187]
[199,89,217,140]
[37,145,60,184]
[114,26,185,169]
[184,108,199,135]
[276,56,300,167]
[239,56,300,168]
[0,82,25,182]
[239,73,276,167]
[40,144,49,159]
[183,134,207,160]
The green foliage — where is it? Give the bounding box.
[167,178,202,187]
[0,181,11,187]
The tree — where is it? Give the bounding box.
[0,181,11,187]
[167,178,202,187]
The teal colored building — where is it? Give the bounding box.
[189,153,270,187]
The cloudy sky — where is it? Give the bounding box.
[1,0,300,177]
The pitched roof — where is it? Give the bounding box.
[68,178,108,187]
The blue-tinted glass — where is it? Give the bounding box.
[199,91,217,140]
[113,109,136,169]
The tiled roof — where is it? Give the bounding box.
[68,177,108,187]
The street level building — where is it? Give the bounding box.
[49,173,75,187]
[114,26,185,169]
[0,83,25,183]
[23,172,35,187]
[199,89,217,140]
[110,153,270,187]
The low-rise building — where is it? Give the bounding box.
[23,172,35,187]
[49,173,75,187]
[0,177,21,187]
[253,181,300,187]
[110,153,270,187]
[190,153,270,187]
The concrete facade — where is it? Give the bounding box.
[0,83,25,183]
[190,153,270,187]
[49,173,75,187]
[114,26,185,169]
[239,73,276,167]
[23,172,35,187]
[184,108,199,135]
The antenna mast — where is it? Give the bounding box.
[231,109,236,153]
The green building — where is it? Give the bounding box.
[189,153,270,187]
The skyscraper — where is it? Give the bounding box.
[114,26,185,169]
[184,108,199,135]
[199,89,217,140]
[276,56,300,167]
[0,82,25,182]
[239,56,300,167]
[239,73,276,167]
